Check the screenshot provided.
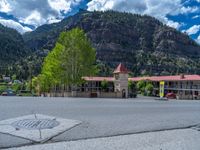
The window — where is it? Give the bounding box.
[115,74,119,80]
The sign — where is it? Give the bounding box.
[159,81,165,98]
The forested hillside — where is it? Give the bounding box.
[1,10,200,79]
[0,24,30,76]
[23,10,200,76]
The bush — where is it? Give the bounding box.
[101,80,109,92]
[0,85,7,94]
[136,80,146,94]
[145,83,154,96]
[11,83,22,92]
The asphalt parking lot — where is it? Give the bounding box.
[0,96,200,149]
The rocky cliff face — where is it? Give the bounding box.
[23,11,200,76]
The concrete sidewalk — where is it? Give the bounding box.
[7,128,200,150]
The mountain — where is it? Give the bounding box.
[0,24,30,75]
[23,10,200,76]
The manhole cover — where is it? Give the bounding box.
[11,119,60,130]
[0,114,81,142]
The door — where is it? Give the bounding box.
[122,89,126,98]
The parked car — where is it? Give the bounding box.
[1,89,16,96]
[166,93,176,99]
[1,91,7,96]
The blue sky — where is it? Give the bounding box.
[0,0,200,43]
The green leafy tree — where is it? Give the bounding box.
[39,28,97,92]
[58,28,97,86]
[32,76,41,94]
[136,80,154,96]
[11,74,17,80]
[41,43,64,90]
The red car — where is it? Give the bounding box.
[166,93,176,99]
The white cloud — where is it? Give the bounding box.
[178,6,199,14]
[22,10,45,26]
[87,0,147,14]
[185,25,200,35]
[144,0,181,18]
[0,18,32,33]
[196,35,200,44]
[48,0,71,14]
[87,0,199,29]
[164,18,181,29]
[0,0,11,13]
[46,15,61,24]
[192,15,200,19]
[1,0,83,28]
[88,0,181,17]
[0,0,199,33]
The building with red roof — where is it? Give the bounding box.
[129,75,200,82]
[51,63,200,99]
[81,63,129,98]
[82,68,200,99]
[129,74,200,99]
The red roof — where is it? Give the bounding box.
[113,63,128,74]
[83,75,200,82]
[129,75,200,82]
[82,77,114,82]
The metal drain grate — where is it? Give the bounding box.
[11,119,60,130]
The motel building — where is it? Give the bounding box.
[50,63,129,98]
[51,63,200,100]
[130,75,200,100]
[80,63,129,98]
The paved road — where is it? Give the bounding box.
[0,96,200,148]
